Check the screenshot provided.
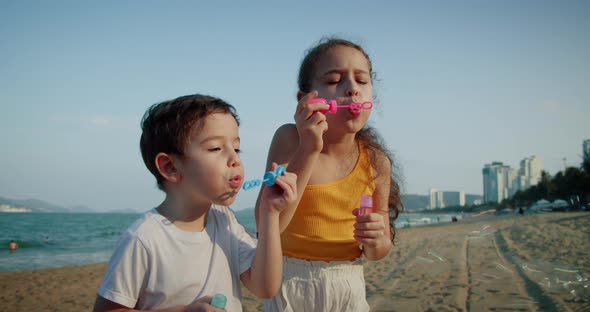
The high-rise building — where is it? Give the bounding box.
[443,191,465,207]
[429,188,443,209]
[483,156,543,203]
[519,156,542,189]
[584,139,590,160]
[483,162,511,203]
[429,188,465,209]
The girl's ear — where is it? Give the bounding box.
[296,91,305,101]
[155,153,181,184]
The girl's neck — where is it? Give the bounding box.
[156,195,209,232]
[322,132,357,156]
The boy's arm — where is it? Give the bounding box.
[244,168,297,297]
[354,152,393,261]
[240,209,282,298]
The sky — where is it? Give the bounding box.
[1,1,589,212]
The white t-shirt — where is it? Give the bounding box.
[97,205,257,311]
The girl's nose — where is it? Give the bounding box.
[346,81,360,96]
[347,89,359,96]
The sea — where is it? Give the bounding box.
[0,210,453,272]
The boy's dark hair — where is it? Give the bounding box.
[298,37,403,242]
[140,94,239,190]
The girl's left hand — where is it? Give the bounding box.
[352,209,387,248]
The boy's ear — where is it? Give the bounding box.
[296,91,305,101]
[155,153,181,184]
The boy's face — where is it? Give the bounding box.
[176,112,244,206]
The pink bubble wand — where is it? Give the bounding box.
[309,98,373,116]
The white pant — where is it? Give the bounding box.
[264,256,370,312]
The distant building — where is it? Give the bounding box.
[584,139,590,160]
[443,191,465,207]
[0,204,32,213]
[483,156,543,203]
[429,188,442,209]
[519,156,542,190]
[429,188,465,209]
[483,162,511,203]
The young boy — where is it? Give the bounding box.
[93,94,297,312]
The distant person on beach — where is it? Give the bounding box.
[8,240,18,252]
[255,37,402,312]
[93,94,298,312]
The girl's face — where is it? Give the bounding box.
[175,112,244,207]
[311,45,373,133]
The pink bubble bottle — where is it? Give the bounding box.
[359,195,373,216]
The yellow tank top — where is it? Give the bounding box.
[281,144,376,261]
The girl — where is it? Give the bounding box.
[255,37,402,311]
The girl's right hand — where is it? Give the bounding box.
[294,91,329,153]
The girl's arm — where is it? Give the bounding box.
[255,91,328,232]
[255,125,320,232]
[354,151,393,261]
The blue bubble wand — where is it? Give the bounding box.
[242,165,286,191]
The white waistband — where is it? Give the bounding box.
[282,256,365,280]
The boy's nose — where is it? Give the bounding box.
[229,152,241,167]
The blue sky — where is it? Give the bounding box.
[1,1,589,212]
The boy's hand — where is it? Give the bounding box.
[351,209,388,249]
[260,162,297,214]
[184,296,225,312]
[294,91,328,153]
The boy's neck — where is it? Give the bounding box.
[156,196,210,232]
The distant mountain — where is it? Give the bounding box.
[401,194,430,211]
[105,208,142,214]
[233,207,255,219]
[0,195,94,213]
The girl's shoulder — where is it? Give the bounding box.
[274,123,298,141]
[361,142,391,171]
[270,123,299,155]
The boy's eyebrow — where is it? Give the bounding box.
[199,136,241,144]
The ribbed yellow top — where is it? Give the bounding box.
[281,144,375,261]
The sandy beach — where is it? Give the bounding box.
[1,212,588,311]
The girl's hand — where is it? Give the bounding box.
[294,91,329,153]
[352,209,388,249]
[259,162,298,215]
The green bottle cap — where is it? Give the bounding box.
[210,293,227,309]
